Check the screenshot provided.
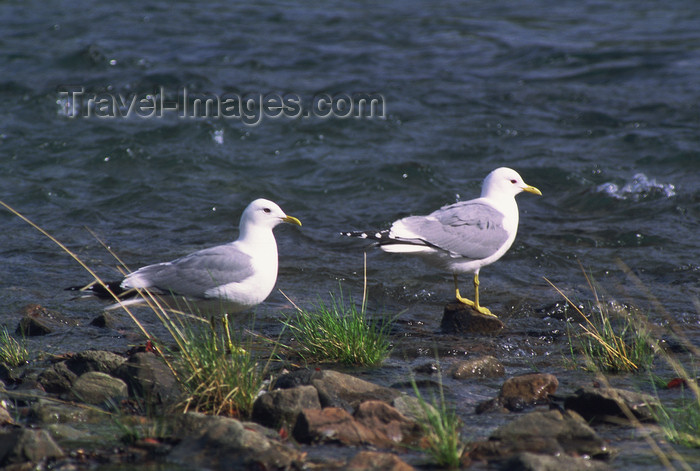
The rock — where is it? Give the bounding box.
[471,409,614,462]
[0,427,64,465]
[502,452,612,470]
[65,350,126,376]
[346,451,415,471]
[115,351,181,408]
[0,401,13,425]
[499,373,559,411]
[448,356,505,379]
[310,370,401,409]
[89,312,118,328]
[564,386,660,424]
[30,398,102,425]
[252,385,321,428]
[168,412,303,470]
[353,400,422,446]
[16,304,79,336]
[391,394,439,424]
[274,368,323,389]
[441,301,505,334]
[293,407,391,447]
[71,371,128,405]
[38,361,79,395]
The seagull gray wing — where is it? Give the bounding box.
[122,243,255,298]
[394,201,509,260]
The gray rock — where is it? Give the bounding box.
[391,394,439,424]
[564,386,660,424]
[311,369,400,409]
[65,350,126,375]
[252,384,321,428]
[30,398,103,425]
[38,361,78,395]
[0,427,64,465]
[502,452,612,471]
[449,356,505,379]
[71,371,128,405]
[115,351,181,408]
[16,304,79,336]
[168,412,303,470]
[471,409,615,462]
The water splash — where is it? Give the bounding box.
[596,173,676,201]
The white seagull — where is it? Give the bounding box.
[343,167,541,317]
[69,198,301,314]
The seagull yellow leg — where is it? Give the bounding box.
[472,273,497,317]
[453,274,475,308]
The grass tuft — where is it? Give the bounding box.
[0,326,29,368]
[546,273,655,373]
[410,370,467,469]
[283,289,393,366]
[653,386,700,449]
[166,313,269,418]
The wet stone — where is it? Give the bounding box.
[252,384,321,429]
[441,301,505,334]
[89,312,118,328]
[499,373,559,410]
[471,409,615,462]
[16,304,79,336]
[448,355,505,379]
[293,407,392,447]
[65,350,127,376]
[501,451,612,471]
[564,386,660,424]
[353,400,422,447]
[38,361,78,395]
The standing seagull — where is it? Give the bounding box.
[343,167,541,317]
[68,198,301,314]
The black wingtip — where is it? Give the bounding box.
[65,281,127,299]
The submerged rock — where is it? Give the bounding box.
[441,301,505,334]
[564,386,660,424]
[471,409,615,462]
[502,451,612,471]
[448,355,505,379]
[477,373,558,413]
[16,304,79,336]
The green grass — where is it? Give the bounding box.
[654,387,700,449]
[0,326,29,368]
[410,371,467,469]
[282,290,393,366]
[165,313,269,418]
[547,275,655,373]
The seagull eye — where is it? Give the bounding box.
[510,179,517,184]
[263,208,272,213]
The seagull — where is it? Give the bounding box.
[342,167,541,317]
[68,198,301,314]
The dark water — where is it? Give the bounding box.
[1,0,699,468]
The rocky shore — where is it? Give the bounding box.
[0,304,670,470]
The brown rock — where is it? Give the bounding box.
[441,301,505,334]
[449,356,505,379]
[293,407,391,447]
[354,400,422,446]
[564,386,660,424]
[346,451,414,471]
[498,373,558,411]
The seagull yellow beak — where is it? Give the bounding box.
[282,215,302,226]
[523,184,542,196]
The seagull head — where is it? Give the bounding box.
[240,198,302,230]
[481,167,542,199]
